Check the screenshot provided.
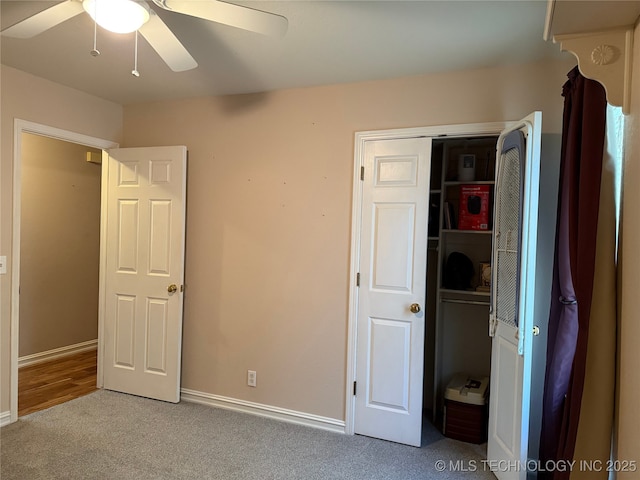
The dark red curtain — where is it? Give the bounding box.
[539,67,607,479]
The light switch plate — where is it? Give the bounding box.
[0,256,6,275]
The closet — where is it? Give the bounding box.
[348,124,505,446]
[426,135,498,422]
[349,115,554,460]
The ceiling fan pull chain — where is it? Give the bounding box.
[132,30,140,77]
[90,1,100,56]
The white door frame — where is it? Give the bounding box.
[9,119,118,423]
[346,121,509,436]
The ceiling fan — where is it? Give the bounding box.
[1,0,288,73]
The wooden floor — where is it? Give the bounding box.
[18,349,98,417]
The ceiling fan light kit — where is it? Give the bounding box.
[2,0,287,74]
[82,0,150,34]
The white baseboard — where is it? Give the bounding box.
[18,339,98,368]
[181,388,346,434]
[0,411,12,427]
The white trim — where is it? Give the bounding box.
[346,121,510,437]
[552,27,634,114]
[97,150,110,390]
[0,411,11,427]
[10,119,118,424]
[181,388,346,434]
[18,339,98,368]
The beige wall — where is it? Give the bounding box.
[0,65,122,413]
[19,134,102,357]
[618,22,640,477]
[123,57,575,421]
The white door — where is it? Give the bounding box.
[102,146,187,403]
[354,137,431,447]
[488,112,551,479]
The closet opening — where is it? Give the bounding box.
[422,135,499,446]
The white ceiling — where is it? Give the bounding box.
[1,0,576,105]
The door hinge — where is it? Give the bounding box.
[356,272,360,287]
[353,381,357,396]
[489,314,497,337]
[360,166,364,181]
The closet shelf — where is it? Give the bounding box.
[443,180,495,186]
[439,288,490,297]
[441,298,490,306]
[441,229,492,235]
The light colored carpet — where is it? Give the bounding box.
[1,390,494,479]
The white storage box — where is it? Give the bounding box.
[445,374,489,405]
[443,374,489,443]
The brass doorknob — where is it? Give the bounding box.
[167,284,178,294]
[410,303,421,314]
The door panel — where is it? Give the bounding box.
[490,327,522,459]
[115,295,136,367]
[149,200,172,274]
[354,137,431,447]
[146,297,169,373]
[488,112,549,480]
[367,317,411,411]
[117,200,139,271]
[372,203,415,291]
[103,146,186,403]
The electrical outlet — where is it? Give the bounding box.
[247,370,257,387]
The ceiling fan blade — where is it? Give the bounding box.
[153,0,288,38]
[139,11,198,72]
[1,0,84,38]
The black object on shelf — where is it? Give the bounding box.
[443,252,474,290]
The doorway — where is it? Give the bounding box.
[16,133,101,415]
[9,120,118,422]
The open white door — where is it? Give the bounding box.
[487,112,554,479]
[353,137,431,447]
[102,146,187,403]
